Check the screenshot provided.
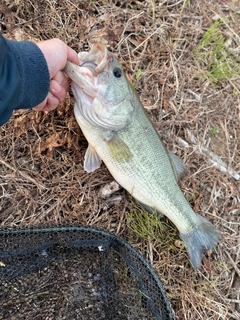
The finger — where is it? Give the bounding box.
[43,93,59,111]
[50,79,67,102]
[66,46,79,65]
[33,93,59,112]
[54,71,68,91]
[32,97,48,111]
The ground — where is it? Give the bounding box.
[0,1,239,319]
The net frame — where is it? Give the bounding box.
[0,225,175,320]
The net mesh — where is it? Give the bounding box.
[0,225,175,320]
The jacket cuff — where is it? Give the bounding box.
[6,39,50,109]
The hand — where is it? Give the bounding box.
[33,39,79,112]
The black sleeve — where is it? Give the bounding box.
[0,34,50,126]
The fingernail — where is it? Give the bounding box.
[48,92,54,98]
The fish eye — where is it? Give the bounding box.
[113,67,122,78]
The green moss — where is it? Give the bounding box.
[195,19,240,83]
[127,205,176,243]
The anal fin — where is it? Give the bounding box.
[137,201,164,218]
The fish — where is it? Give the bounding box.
[64,44,221,269]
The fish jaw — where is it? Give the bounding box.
[64,61,98,98]
[77,43,111,74]
[65,48,134,132]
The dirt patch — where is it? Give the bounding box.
[0,1,240,319]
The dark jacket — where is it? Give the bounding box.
[0,34,50,125]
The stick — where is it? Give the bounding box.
[177,129,239,181]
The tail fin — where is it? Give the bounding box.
[180,214,221,269]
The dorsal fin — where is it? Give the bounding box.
[167,150,188,182]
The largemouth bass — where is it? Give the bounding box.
[64,44,220,269]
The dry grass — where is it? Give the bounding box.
[0,0,240,319]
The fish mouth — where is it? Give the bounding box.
[64,43,112,94]
[80,62,97,68]
[80,62,98,76]
[78,43,112,75]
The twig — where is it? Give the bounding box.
[177,130,240,181]
[224,250,240,278]
[0,158,45,189]
[132,27,165,53]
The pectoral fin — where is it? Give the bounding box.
[167,150,188,181]
[107,135,132,163]
[84,145,102,173]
